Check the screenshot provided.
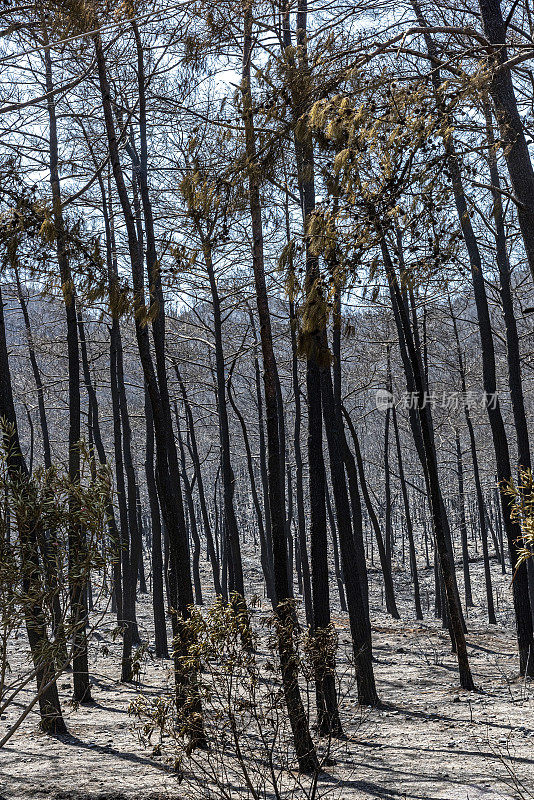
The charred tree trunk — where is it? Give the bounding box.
[325,482,347,613]
[95,29,205,744]
[477,0,534,284]
[450,307,495,622]
[197,234,246,611]
[380,233,475,690]
[414,0,532,674]
[454,431,474,610]
[0,281,66,733]
[288,298,313,625]
[321,361,378,705]
[248,309,277,601]
[332,287,370,624]
[174,363,222,597]
[227,364,275,600]
[343,410,399,619]
[384,355,393,571]
[242,4,320,764]
[44,41,91,704]
[13,266,65,648]
[175,404,203,606]
[392,403,423,620]
[145,386,169,658]
[484,104,534,616]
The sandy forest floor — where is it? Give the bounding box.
[1,555,533,800]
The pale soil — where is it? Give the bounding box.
[1,555,533,800]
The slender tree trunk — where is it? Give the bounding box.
[321,361,378,705]
[197,234,246,611]
[285,0,376,711]
[0,282,66,733]
[247,310,277,598]
[414,0,532,675]
[174,363,222,597]
[343,409,399,619]
[105,196,142,670]
[228,365,275,599]
[450,121,526,650]
[175,405,203,605]
[384,351,393,571]
[454,431,474,610]
[288,299,313,625]
[145,386,169,658]
[44,41,91,704]
[135,486,148,595]
[476,0,534,285]
[331,287,370,624]
[94,30,205,744]
[13,268,52,470]
[13,266,66,648]
[76,309,123,619]
[392,403,423,620]
[484,104,534,617]
[242,3,320,762]
[325,482,347,613]
[450,307,495,623]
[380,234,475,690]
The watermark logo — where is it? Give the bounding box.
[375,389,394,411]
[374,389,499,411]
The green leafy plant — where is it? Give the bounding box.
[130,597,355,799]
[503,470,534,572]
[0,429,112,745]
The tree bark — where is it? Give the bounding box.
[228,364,275,599]
[145,385,169,658]
[242,2,320,764]
[414,0,532,673]
[0,281,66,733]
[380,234,475,690]
[450,307,495,623]
[392,403,423,620]
[343,409,399,619]
[174,363,222,597]
[44,40,91,704]
[454,430,474,610]
[175,404,203,606]
[94,29,205,744]
[477,0,534,285]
